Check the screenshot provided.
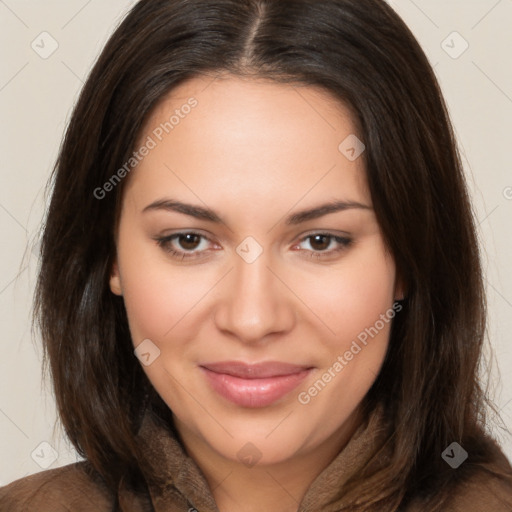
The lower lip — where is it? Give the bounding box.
[200,367,312,408]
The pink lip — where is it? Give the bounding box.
[200,361,313,408]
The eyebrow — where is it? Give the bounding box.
[142,198,372,225]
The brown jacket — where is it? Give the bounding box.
[1,407,512,511]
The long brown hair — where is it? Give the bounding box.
[34,0,510,509]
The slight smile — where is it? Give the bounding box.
[199,361,314,408]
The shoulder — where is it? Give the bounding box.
[0,461,114,511]
[443,469,512,512]
[407,467,512,512]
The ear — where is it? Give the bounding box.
[109,259,123,296]
[393,272,407,302]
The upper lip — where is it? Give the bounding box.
[200,361,312,379]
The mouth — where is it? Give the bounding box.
[199,361,314,408]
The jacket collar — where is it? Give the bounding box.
[129,404,387,512]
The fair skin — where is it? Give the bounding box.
[110,74,403,512]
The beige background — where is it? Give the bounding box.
[1,0,511,485]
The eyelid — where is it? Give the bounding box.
[298,229,352,241]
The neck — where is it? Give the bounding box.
[174,407,363,512]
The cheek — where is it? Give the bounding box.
[117,233,208,346]
[293,244,396,435]
[298,240,396,346]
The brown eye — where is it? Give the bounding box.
[154,232,212,260]
[295,232,352,260]
[177,233,202,251]
[309,234,331,251]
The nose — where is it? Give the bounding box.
[213,249,296,344]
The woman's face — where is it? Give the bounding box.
[110,75,402,466]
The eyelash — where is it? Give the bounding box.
[154,232,352,261]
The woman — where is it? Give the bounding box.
[1,0,511,510]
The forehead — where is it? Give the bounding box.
[124,75,370,212]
